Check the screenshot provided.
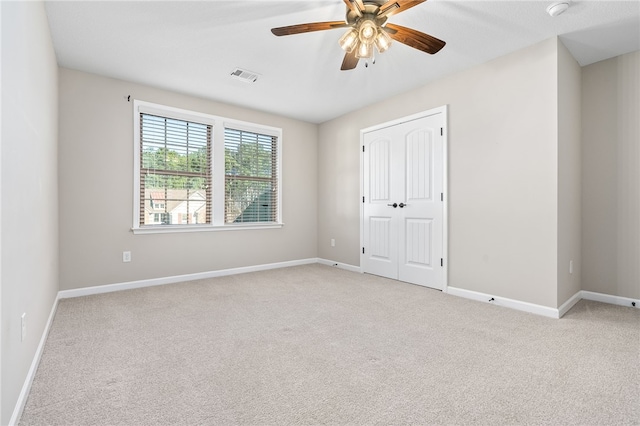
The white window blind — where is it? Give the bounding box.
[224,128,278,223]
[139,113,212,226]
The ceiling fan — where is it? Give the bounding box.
[271,0,446,71]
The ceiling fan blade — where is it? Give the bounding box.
[343,0,365,17]
[271,21,349,36]
[378,0,425,18]
[341,49,359,71]
[384,23,445,54]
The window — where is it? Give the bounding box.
[133,101,282,233]
[139,113,211,227]
[224,128,278,223]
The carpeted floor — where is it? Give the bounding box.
[19,264,640,425]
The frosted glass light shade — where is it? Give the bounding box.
[339,29,358,52]
[358,20,377,44]
[355,40,373,59]
[374,30,392,53]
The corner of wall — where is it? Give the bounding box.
[580,51,640,300]
[556,38,582,308]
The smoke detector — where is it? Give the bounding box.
[547,2,569,17]
[230,68,259,83]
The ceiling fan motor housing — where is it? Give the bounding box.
[346,2,389,27]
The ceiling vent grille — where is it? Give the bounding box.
[230,68,259,83]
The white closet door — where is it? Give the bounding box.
[362,113,444,290]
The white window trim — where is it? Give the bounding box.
[132,100,283,234]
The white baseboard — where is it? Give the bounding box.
[581,291,639,309]
[9,294,59,426]
[446,287,640,319]
[316,258,361,273]
[446,286,560,319]
[59,258,361,300]
[558,291,583,318]
[58,258,318,299]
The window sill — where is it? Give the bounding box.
[131,223,284,235]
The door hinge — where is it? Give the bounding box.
[362,196,365,203]
[440,128,443,136]
[362,247,365,254]
[362,146,365,152]
[441,193,443,202]
[441,258,443,267]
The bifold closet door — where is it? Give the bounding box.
[362,114,444,290]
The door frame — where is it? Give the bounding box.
[359,105,449,291]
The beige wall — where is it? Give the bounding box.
[319,38,560,308]
[1,2,59,424]
[557,40,582,306]
[58,68,318,290]
[581,51,640,299]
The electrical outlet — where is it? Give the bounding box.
[569,260,573,274]
[331,239,336,247]
[123,251,131,263]
[21,313,26,342]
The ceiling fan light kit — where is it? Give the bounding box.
[271,0,446,71]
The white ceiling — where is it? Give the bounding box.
[45,0,639,124]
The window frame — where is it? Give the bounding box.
[132,100,283,234]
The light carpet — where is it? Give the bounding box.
[20,264,640,425]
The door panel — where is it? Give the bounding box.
[406,130,432,201]
[366,216,396,278]
[363,136,398,279]
[404,218,432,266]
[369,140,390,202]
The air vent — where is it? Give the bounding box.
[230,68,259,83]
